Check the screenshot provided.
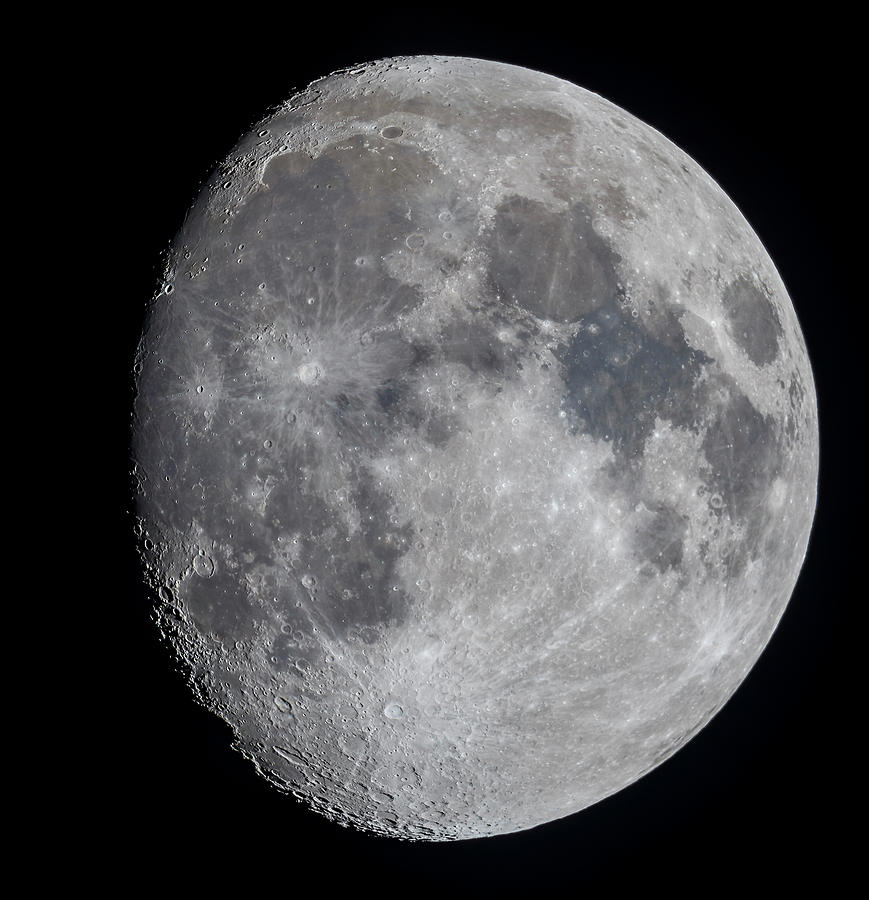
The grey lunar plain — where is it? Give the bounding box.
[132,56,818,840]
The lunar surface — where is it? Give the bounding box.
[131,56,818,840]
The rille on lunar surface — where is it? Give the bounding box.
[131,56,818,840]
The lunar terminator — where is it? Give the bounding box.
[132,56,818,840]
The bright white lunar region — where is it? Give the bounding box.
[132,56,819,840]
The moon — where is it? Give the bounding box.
[131,56,818,841]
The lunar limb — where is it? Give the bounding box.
[132,56,818,840]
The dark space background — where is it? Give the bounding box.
[96,10,857,894]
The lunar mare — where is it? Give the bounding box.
[132,56,818,840]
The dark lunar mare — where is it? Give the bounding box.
[134,140,478,647]
[721,275,782,367]
[559,299,711,459]
[557,291,783,580]
[487,196,622,323]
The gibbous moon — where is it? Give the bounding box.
[131,56,818,840]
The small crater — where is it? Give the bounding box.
[193,552,215,578]
[384,703,404,719]
[381,126,404,139]
[405,233,426,251]
[340,735,368,756]
[298,362,322,385]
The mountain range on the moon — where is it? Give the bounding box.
[130,56,818,841]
